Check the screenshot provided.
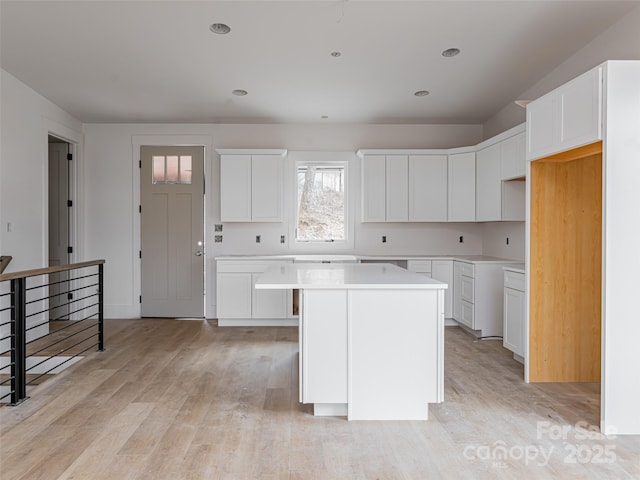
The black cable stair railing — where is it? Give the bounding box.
[0,259,105,405]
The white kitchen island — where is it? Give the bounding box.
[255,262,447,420]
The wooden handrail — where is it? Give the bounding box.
[0,256,13,275]
[0,259,105,282]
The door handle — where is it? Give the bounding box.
[195,251,203,257]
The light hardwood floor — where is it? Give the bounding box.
[1,320,638,480]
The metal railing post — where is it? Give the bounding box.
[98,264,104,351]
[10,277,27,405]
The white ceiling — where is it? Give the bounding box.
[1,0,637,124]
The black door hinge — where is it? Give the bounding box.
[139,250,142,259]
[139,205,141,213]
[67,153,73,161]
[67,246,73,254]
[67,200,73,207]
[139,295,142,304]
[139,160,142,168]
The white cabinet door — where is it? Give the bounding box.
[560,66,602,153]
[453,261,463,321]
[501,132,526,180]
[385,155,409,222]
[504,287,525,356]
[476,143,502,221]
[361,155,386,222]
[216,273,252,318]
[251,273,288,318]
[447,152,476,222]
[460,300,474,329]
[527,66,602,161]
[220,155,252,221]
[408,155,447,222]
[251,154,283,222]
[432,260,453,318]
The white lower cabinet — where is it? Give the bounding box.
[503,270,525,359]
[216,260,294,326]
[452,260,514,337]
[407,259,453,318]
[216,273,252,319]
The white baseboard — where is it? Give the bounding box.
[217,318,298,327]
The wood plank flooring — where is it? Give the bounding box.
[1,319,638,480]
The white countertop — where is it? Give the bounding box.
[216,254,521,264]
[254,263,448,290]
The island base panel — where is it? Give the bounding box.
[348,289,441,420]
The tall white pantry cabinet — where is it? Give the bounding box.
[526,61,640,435]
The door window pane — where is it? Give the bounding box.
[180,156,192,184]
[152,156,165,184]
[152,154,193,185]
[166,156,179,183]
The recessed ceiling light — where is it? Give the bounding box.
[210,23,231,34]
[442,48,460,58]
[414,90,430,97]
[232,89,248,96]
[321,115,329,119]
[330,51,341,58]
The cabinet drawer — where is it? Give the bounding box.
[459,300,474,328]
[457,262,474,278]
[504,271,525,291]
[407,260,432,273]
[460,275,475,303]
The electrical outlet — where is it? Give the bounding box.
[459,236,464,243]
[382,235,387,243]
[256,235,261,243]
[280,235,285,244]
[214,235,223,243]
[214,224,223,232]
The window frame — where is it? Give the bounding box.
[288,151,355,252]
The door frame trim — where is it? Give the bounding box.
[43,119,83,270]
[132,135,213,318]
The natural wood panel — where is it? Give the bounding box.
[530,151,602,382]
[0,259,104,282]
[2,320,639,479]
[536,140,602,164]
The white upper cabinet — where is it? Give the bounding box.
[361,152,448,222]
[501,132,526,180]
[386,155,409,222]
[447,151,476,222]
[220,154,252,222]
[527,66,602,161]
[251,155,283,222]
[218,150,286,222]
[476,143,502,222]
[409,155,448,222]
[361,155,387,222]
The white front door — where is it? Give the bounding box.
[140,146,205,318]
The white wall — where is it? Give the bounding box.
[483,4,640,138]
[480,222,525,261]
[83,122,487,318]
[0,69,83,272]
